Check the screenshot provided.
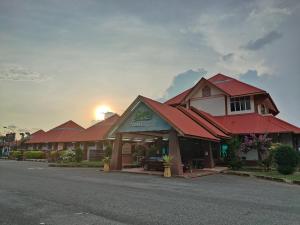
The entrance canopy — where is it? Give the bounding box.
[108,96,228,141]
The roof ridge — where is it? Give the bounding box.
[209,73,265,93]
[190,107,231,134]
[177,106,228,138]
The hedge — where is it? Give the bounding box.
[24,151,46,159]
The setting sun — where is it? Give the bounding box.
[95,105,111,121]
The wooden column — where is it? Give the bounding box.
[110,133,123,170]
[168,129,183,176]
[207,141,215,168]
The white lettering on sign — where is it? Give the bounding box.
[130,121,146,127]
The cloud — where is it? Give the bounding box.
[158,68,207,102]
[0,64,50,82]
[243,30,283,51]
[238,69,271,88]
[222,53,234,61]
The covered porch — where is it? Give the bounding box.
[108,96,228,176]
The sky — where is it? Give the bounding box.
[0,0,299,134]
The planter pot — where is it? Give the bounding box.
[164,166,171,177]
[103,163,110,172]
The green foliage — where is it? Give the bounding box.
[274,144,299,175]
[229,158,243,170]
[260,145,277,171]
[104,144,112,157]
[24,151,45,159]
[61,150,76,163]
[162,155,172,167]
[224,137,243,170]
[102,156,110,164]
[50,151,59,162]
[75,148,83,163]
[11,151,22,160]
[146,145,159,157]
[132,145,146,163]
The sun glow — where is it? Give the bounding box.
[95,105,111,121]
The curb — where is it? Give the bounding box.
[222,171,299,186]
[48,163,102,168]
[24,159,47,163]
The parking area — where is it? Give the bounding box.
[0,160,300,225]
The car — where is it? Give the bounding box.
[141,156,164,171]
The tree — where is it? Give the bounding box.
[240,134,272,161]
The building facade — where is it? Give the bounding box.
[108,74,300,175]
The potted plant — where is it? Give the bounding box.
[102,156,110,172]
[163,155,172,177]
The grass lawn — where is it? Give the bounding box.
[48,160,103,168]
[249,171,300,182]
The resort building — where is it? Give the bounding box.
[26,121,85,151]
[25,115,120,160]
[108,74,300,175]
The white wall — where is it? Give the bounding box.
[58,143,64,151]
[241,150,258,160]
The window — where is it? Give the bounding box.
[261,104,266,114]
[230,96,251,112]
[202,85,211,97]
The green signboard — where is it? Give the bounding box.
[118,102,171,133]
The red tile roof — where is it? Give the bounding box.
[71,115,120,142]
[214,113,300,134]
[177,107,230,139]
[164,88,192,106]
[165,73,267,105]
[141,96,220,141]
[26,120,85,144]
[208,73,266,96]
[26,130,46,144]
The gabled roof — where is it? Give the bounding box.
[26,130,46,144]
[214,113,300,135]
[26,120,85,144]
[164,88,192,106]
[109,95,220,141]
[70,115,120,142]
[208,73,266,96]
[189,107,231,135]
[165,73,268,106]
[177,107,230,139]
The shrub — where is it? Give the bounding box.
[49,151,59,162]
[162,155,172,167]
[102,156,110,164]
[224,137,243,170]
[75,148,83,163]
[274,145,299,175]
[11,150,22,160]
[61,150,76,163]
[104,145,112,157]
[229,158,243,170]
[24,151,45,159]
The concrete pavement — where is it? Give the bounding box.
[0,160,299,225]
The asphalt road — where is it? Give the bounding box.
[0,161,299,225]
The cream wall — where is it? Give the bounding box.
[190,96,226,116]
[189,83,226,116]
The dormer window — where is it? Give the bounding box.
[230,96,251,112]
[202,85,211,97]
[261,104,267,114]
